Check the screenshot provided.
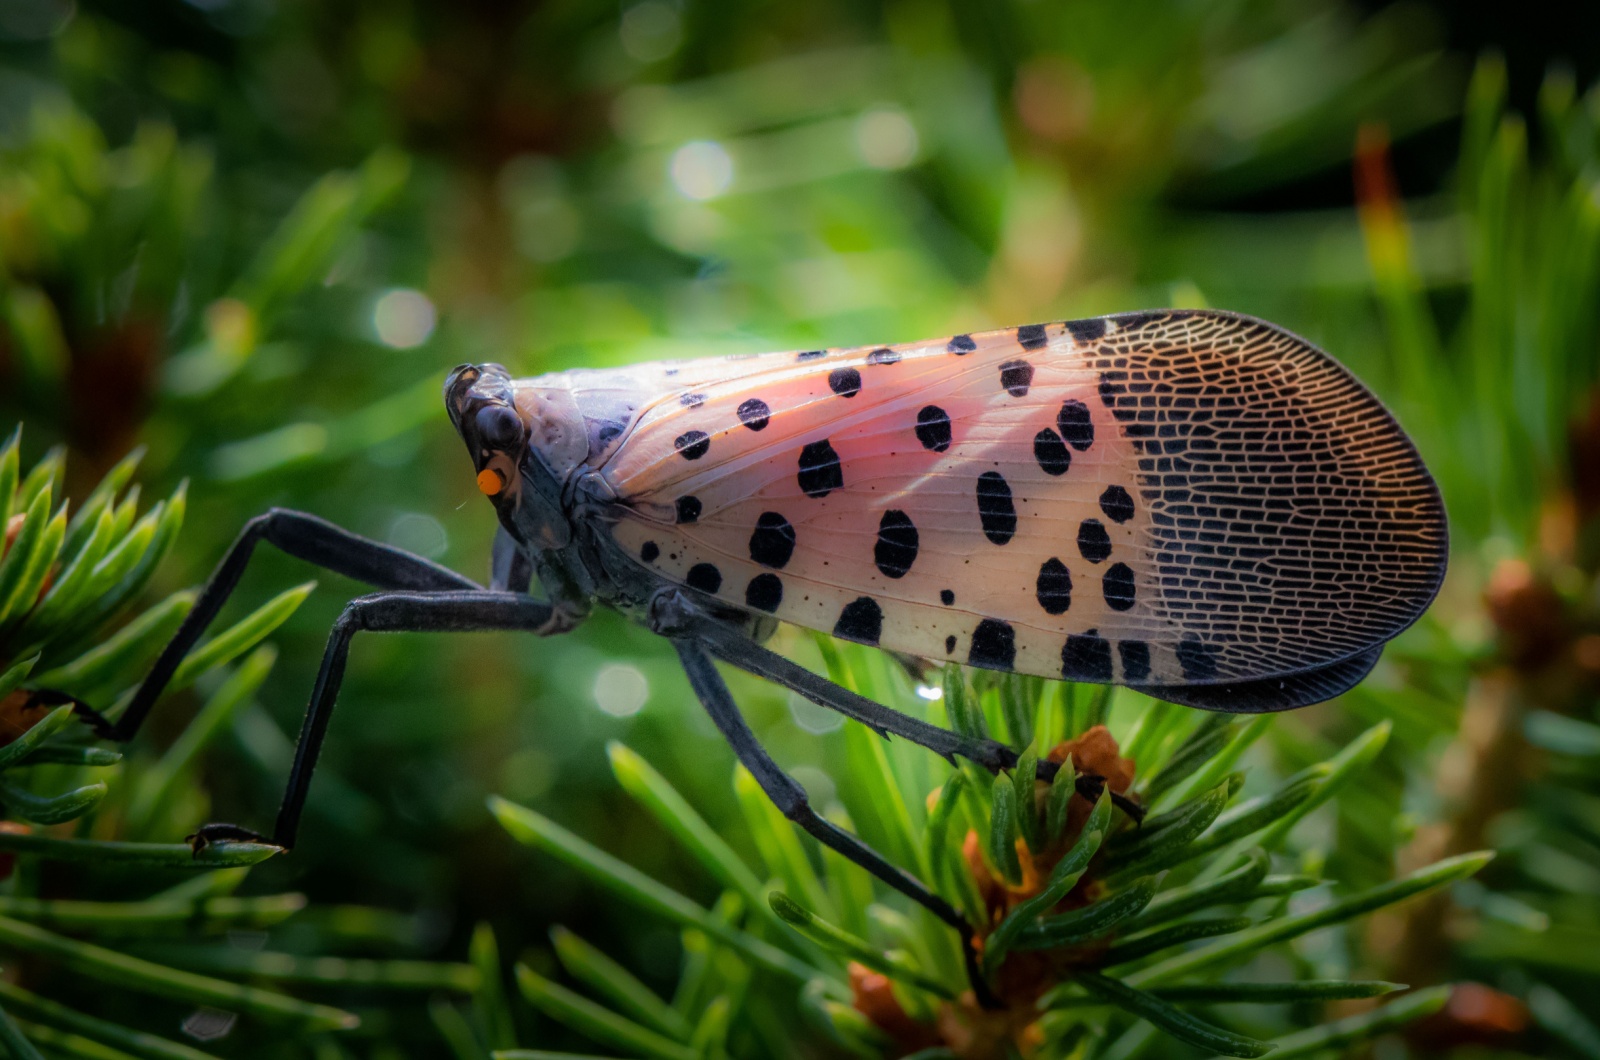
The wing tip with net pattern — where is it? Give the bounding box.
[1133,646,1384,713]
[1093,308,1449,688]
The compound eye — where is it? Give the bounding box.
[476,405,525,452]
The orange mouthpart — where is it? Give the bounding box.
[477,468,506,496]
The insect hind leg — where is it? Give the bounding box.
[659,598,1014,772]
[672,638,997,1006]
[671,602,1144,821]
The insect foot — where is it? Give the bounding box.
[860,726,1151,1051]
[21,688,117,738]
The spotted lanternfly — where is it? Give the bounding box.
[67,309,1446,992]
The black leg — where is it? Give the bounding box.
[672,639,997,1004]
[193,590,556,852]
[684,610,1145,821]
[685,612,1017,770]
[673,639,959,925]
[99,509,481,743]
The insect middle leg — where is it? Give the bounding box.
[677,605,1144,820]
[668,604,1015,767]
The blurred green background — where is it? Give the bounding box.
[3,0,1600,1056]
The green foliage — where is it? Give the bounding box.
[1329,55,1600,1049]
[1,3,1596,1057]
[1358,57,1600,546]
[486,664,1486,1057]
[0,438,486,1056]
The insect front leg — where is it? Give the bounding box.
[671,638,996,1006]
[194,589,560,852]
[91,508,482,743]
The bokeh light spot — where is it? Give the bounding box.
[499,155,583,263]
[373,288,436,348]
[594,663,649,717]
[387,512,449,559]
[789,691,844,735]
[499,746,556,802]
[181,1008,237,1042]
[670,141,734,200]
[620,2,681,63]
[855,108,919,170]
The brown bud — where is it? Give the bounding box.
[1047,725,1137,837]
[1409,983,1530,1050]
[1483,558,1566,669]
[848,962,941,1055]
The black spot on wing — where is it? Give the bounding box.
[829,367,861,398]
[945,634,957,653]
[1110,309,1181,331]
[1064,317,1107,343]
[737,398,771,431]
[1118,640,1151,682]
[1036,558,1072,615]
[976,471,1017,545]
[797,349,826,361]
[686,563,723,594]
[749,512,796,569]
[916,406,952,453]
[675,431,711,460]
[1103,562,1136,611]
[675,496,702,524]
[1062,630,1113,682]
[833,597,883,645]
[940,589,955,605]
[745,573,783,612]
[1078,519,1111,563]
[999,359,1034,397]
[1099,485,1135,523]
[1016,323,1048,350]
[797,440,844,498]
[1033,428,1071,476]
[866,346,900,365]
[640,541,659,563]
[874,510,920,579]
[968,619,1016,671]
[947,334,976,354]
[679,392,706,408]
[1058,401,1094,451]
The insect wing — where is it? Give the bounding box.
[600,311,1446,704]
